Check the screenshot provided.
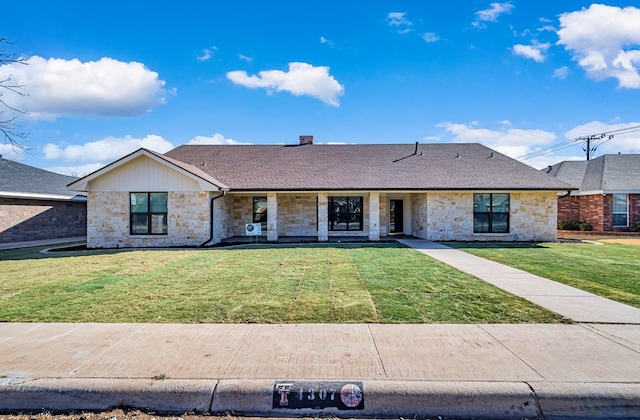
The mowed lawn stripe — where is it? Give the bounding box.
[0,243,563,323]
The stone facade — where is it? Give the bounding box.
[0,198,86,243]
[87,191,209,248]
[86,189,561,247]
[413,191,557,242]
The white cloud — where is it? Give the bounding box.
[320,37,335,47]
[512,42,550,63]
[473,2,514,27]
[387,12,412,27]
[553,66,569,79]
[0,144,25,160]
[226,62,344,106]
[186,133,250,145]
[238,53,252,63]
[437,121,556,159]
[197,46,218,61]
[45,162,105,177]
[43,134,174,163]
[0,56,169,120]
[557,4,640,88]
[421,32,440,43]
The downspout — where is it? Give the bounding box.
[558,190,572,199]
[199,190,227,247]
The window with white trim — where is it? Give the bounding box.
[612,194,628,227]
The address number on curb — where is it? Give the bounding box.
[273,381,364,410]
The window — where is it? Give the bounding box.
[328,196,363,231]
[473,193,509,233]
[253,196,267,230]
[130,192,168,235]
[612,194,628,227]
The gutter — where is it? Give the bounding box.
[199,190,227,248]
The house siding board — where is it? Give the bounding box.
[580,194,605,232]
[90,156,202,192]
[0,198,86,243]
[631,194,640,228]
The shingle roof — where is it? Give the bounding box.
[546,154,640,193]
[0,157,82,199]
[164,143,574,191]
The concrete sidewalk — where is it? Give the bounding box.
[398,239,640,324]
[1,323,639,419]
[1,238,639,418]
[0,236,86,251]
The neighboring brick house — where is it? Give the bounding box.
[545,154,640,232]
[68,137,574,248]
[0,157,87,243]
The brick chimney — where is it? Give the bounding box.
[299,135,314,145]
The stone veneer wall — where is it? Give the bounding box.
[277,194,318,236]
[87,191,209,248]
[212,193,234,244]
[413,191,557,242]
[0,198,86,243]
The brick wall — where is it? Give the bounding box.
[0,198,86,243]
[557,195,580,222]
[631,194,640,228]
[579,194,605,231]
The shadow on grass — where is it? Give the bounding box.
[0,240,408,261]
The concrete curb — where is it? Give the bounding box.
[3,379,639,419]
[0,378,217,413]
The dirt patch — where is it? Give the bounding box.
[598,238,640,246]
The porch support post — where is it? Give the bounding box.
[317,192,328,242]
[369,192,380,241]
[267,192,278,241]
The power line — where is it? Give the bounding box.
[519,124,640,161]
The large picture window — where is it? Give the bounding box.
[329,196,363,231]
[130,192,168,235]
[253,196,268,230]
[612,194,628,227]
[473,193,509,233]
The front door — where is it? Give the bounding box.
[389,199,404,234]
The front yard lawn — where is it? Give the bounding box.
[0,243,562,324]
[447,241,640,308]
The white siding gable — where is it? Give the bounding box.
[89,155,201,192]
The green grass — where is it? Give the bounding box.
[0,243,562,324]
[446,242,640,308]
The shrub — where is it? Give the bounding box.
[579,221,592,231]
[558,219,580,230]
[631,222,640,232]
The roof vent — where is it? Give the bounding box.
[299,135,314,145]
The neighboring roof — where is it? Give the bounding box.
[68,148,229,192]
[164,143,574,191]
[545,154,640,195]
[0,157,85,201]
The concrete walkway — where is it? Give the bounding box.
[398,239,640,324]
[1,238,639,418]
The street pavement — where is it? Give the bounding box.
[0,238,639,419]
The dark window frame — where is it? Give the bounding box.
[253,196,268,230]
[473,193,510,233]
[130,192,168,235]
[328,196,363,231]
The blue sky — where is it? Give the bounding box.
[2,1,640,175]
